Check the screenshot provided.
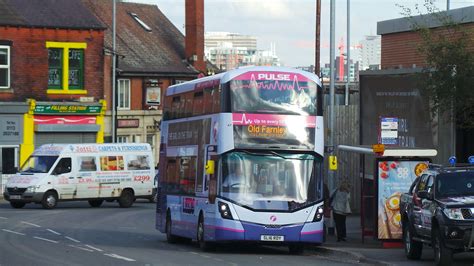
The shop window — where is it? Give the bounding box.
[100,156,124,171]
[117,136,129,143]
[118,79,131,109]
[46,41,86,94]
[0,45,10,89]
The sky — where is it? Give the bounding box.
[124,0,473,67]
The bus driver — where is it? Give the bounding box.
[223,164,247,191]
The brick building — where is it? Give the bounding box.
[0,0,106,176]
[359,6,474,163]
[82,0,202,161]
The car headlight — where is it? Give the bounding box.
[26,186,40,193]
[443,208,464,220]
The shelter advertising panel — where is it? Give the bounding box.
[377,159,429,240]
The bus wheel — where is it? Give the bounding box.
[166,213,178,244]
[10,201,26,209]
[88,200,103,208]
[197,215,214,251]
[288,244,305,255]
[118,189,134,208]
[41,191,58,209]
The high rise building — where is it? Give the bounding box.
[359,35,381,70]
[205,32,280,70]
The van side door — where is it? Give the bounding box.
[51,157,74,199]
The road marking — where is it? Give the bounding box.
[200,254,211,259]
[46,229,61,235]
[0,217,8,220]
[68,245,94,252]
[190,252,199,255]
[34,236,58,243]
[21,221,41,228]
[65,236,81,243]
[85,244,103,252]
[104,253,136,262]
[2,229,25,235]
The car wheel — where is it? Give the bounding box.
[118,189,134,208]
[41,191,58,209]
[433,227,452,265]
[88,199,104,208]
[149,191,157,203]
[403,223,422,259]
[10,201,26,209]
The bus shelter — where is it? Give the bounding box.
[337,145,437,246]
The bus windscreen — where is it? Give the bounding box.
[230,71,318,116]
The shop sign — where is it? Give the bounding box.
[0,116,21,142]
[34,115,96,125]
[117,119,139,128]
[34,104,102,114]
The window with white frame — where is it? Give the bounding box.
[0,45,10,89]
[118,79,131,109]
[117,136,129,143]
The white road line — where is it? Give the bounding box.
[0,217,8,220]
[104,253,136,262]
[68,245,94,252]
[21,221,41,228]
[200,254,211,259]
[85,244,103,252]
[65,236,81,243]
[46,229,61,235]
[190,252,199,255]
[33,236,58,244]
[2,229,25,235]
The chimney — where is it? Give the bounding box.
[185,0,206,73]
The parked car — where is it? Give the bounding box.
[400,163,474,265]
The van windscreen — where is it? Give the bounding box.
[21,156,58,174]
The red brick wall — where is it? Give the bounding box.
[185,0,206,73]
[131,77,143,110]
[381,23,474,69]
[0,27,105,102]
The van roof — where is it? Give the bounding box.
[33,143,152,156]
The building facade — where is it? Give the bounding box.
[358,35,381,71]
[83,0,200,161]
[0,0,106,176]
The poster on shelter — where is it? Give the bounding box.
[377,160,428,240]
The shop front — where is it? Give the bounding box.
[20,99,106,165]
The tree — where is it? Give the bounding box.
[399,0,474,128]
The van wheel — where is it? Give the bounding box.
[88,200,104,208]
[118,189,134,208]
[10,201,26,209]
[149,191,157,203]
[41,191,58,209]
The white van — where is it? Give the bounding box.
[3,143,156,209]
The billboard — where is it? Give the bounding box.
[377,159,429,240]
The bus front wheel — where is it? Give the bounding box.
[197,215,214,251]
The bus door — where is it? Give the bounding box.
[178,156,198,235]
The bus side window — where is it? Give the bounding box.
[163,95,173,120]
[171,96,180,119]
[203,88,213,114]
[212,85,221,113]
[184,92,193,117]
[165,159,178,193]
[193,91,204,116]
[178,95,186,118]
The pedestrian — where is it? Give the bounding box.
[331,179,352,242]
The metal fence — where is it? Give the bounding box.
[324,104,361,213]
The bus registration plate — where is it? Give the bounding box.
[260,235,284,242]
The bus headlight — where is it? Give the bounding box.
[313,206,324,222]
[218,201,233,220]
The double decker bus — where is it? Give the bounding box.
[156,66,324,253]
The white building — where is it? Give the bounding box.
[358,35,381,70]
[205,32,280,70]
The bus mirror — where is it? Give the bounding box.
[205,160,215,175]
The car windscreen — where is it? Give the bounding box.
[436,171,474,198]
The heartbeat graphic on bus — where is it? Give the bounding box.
[233,113,253,125]
[239,74,309,91]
